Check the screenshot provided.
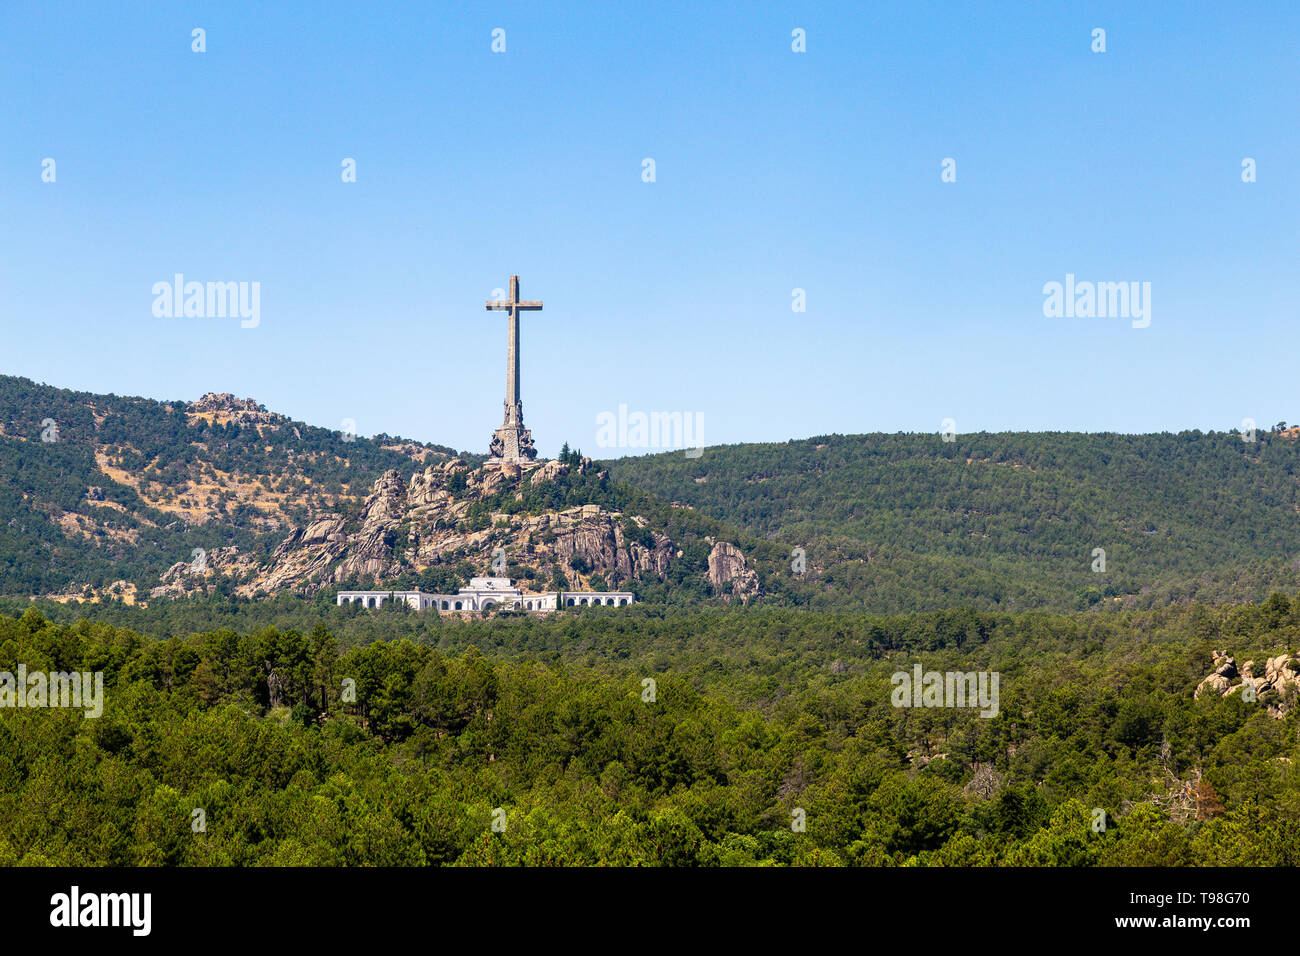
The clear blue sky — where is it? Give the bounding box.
[2,1,1296,457]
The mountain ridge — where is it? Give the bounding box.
[4,374,1300,613]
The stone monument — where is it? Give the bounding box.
[485,274,543,463]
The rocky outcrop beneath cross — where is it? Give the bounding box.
[148,449,760,604]
[220,457,681,596]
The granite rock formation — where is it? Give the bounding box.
[706,539,760,600]
[1194,650,1300,718]
[165,457,684,597]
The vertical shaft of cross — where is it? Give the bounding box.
[506,275,520,418]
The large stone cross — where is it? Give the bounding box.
[485,275,543,462]
[486,275,542,412]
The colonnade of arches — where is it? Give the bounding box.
[342,594,631,611]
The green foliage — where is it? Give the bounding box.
[2,594,1299,866]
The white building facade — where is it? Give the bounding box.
[337,576,635,613]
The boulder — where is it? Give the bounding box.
[1194,673,1232,699]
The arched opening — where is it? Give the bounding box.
[566,598,575,606]
[367,597,376,608]
[454,601,462,610]
[482,600,495,611]
[619,598,628,605]
[441,601,449,610]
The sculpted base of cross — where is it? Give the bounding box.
[485,275,543,463]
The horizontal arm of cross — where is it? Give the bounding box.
[485,300,543,311]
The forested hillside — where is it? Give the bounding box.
[2,597,1298,866]
[606,430,1300,612]
[0,376,758,605]
[0,375,461,597]
[6,371,1300,616]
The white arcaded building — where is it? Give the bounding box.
[337,576,634,613]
